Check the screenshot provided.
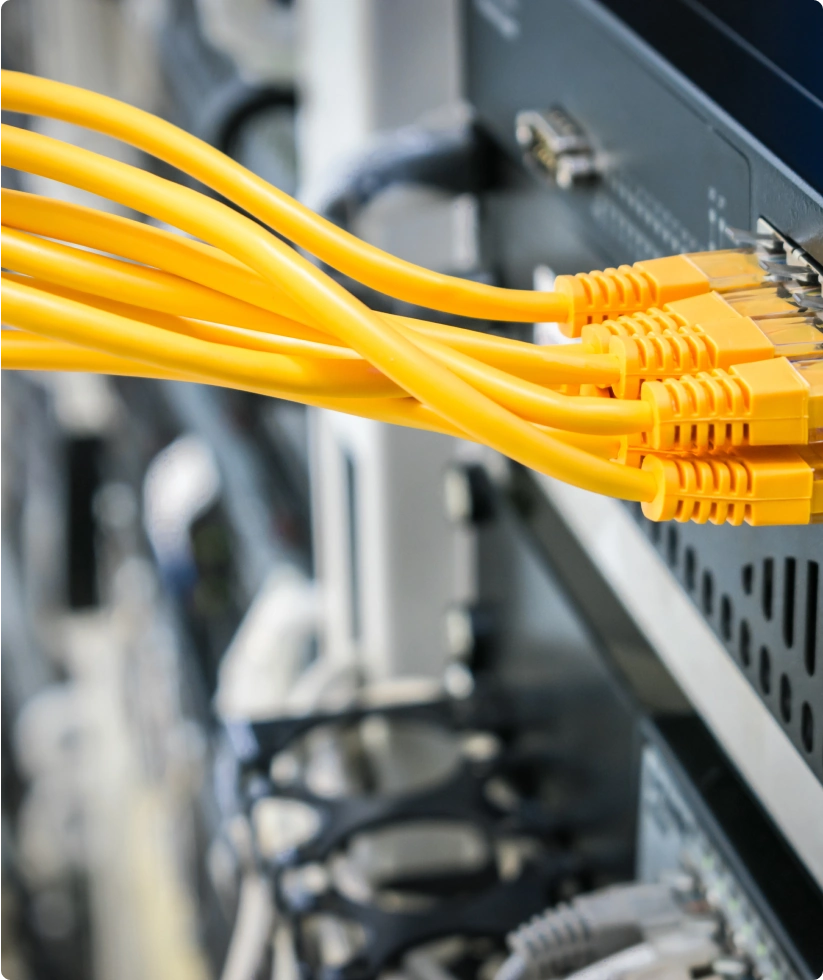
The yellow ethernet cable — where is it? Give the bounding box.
[4,71,821,526]
[580,290,822,397]
[640,357,823,451]
[640,445,823,526]
[2,277,405,399]
[1,127,656,502]
[0,231,645,436]
[0,190,618,386]
[584,293,775,398]
[1,70,569,323]
[0,272,358,361]
[0,329,470,437]
[0,229,358,356]
[0,331,623,462]
[0,254,639,436]
[1,71,766,328]
[554,248,765,336]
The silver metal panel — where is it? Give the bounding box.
[535,474,823,889]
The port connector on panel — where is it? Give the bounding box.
[514,106,600,189]
[753,218,823,289]
[497,744,813,980]
[639,748,803,980]
[730,218,823,311]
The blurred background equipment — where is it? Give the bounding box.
[2,1,822,979]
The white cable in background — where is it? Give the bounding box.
[219,873,275,980]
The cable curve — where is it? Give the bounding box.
[1,122,656,501]
[1,69,570,323]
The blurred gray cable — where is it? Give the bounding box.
[495,882,695,980]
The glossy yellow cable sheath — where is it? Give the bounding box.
[1,329,190,381]
[394,324,652,435]
[0,329,461,435]
[2,70,570,323]
[1,331,622,458]
[4,266,637,437]
[2,189,617,386]
[1,187,322,329]
[1,230,636,432]
[0,232,361,360]
[1,277,404,400]
[2,249,636,435]
[0,274,629,453]
[397,318,619,387]
[2,126,654,500]
[0,271,358,361]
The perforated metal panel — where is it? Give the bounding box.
[463,0,823,788]
[632,510,823,785]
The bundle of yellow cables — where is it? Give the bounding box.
[1,70,658,505]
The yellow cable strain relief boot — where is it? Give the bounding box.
[579,288,804,357]
[555,249,766,337]
[713,283,804,320]
[580,309,674,357]
[582,293,776,397]
[640,357,823,452]
[748,313,823,358]
[640,444,823,526]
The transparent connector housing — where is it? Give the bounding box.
[755,315,823,360]
[791,285,823,312]
[721,285,800,320]
[800,443,823,521]
[557,248,770,336]
[683,249,765,293]
[793,359,823,443]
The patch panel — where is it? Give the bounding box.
[638,748,802,980]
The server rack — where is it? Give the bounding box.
[463,0,823,973]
